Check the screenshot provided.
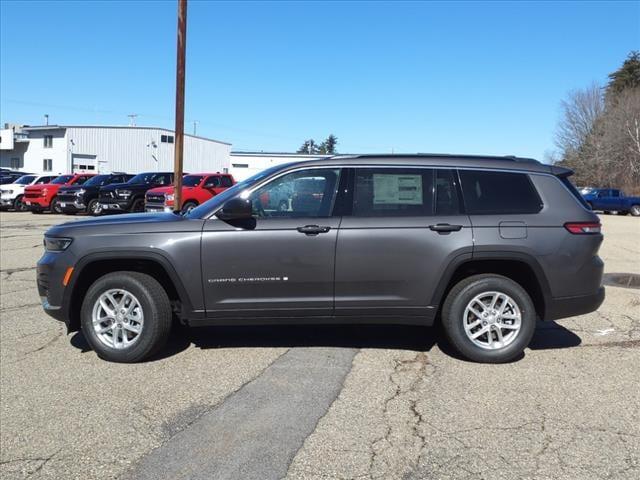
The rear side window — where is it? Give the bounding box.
[459,170,542,215]
[221,176,233,187]
[559,176,591,209]
[353,168,434,217]
[435,169,461,215]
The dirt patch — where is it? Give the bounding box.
[603,273,640,289]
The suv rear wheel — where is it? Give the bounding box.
[631,204,640,217]
[441,274,536,363]
[81,271,172,362]
[13,195,27,211]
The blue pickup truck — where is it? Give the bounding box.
[582,188,640,216]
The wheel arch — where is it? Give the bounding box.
[66,251,197,332]
[432,253,552,320]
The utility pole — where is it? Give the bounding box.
[193,120,198,136]
[173,0,187,212]
[44,114,49,125]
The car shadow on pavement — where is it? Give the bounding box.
[69,320,581,363]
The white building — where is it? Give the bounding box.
[0,124,231,175]
[229,151,329,181]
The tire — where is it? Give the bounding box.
[80,271,172,363]
[50,197,63,214]
[13,195,27,212]
[87,199,101,216]
[181,201,198,214]
[131,198,144,213]
[441,274,536,363]
[631,204,640,217]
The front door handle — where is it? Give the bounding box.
[297,225,331,235]
[429,223,463,233]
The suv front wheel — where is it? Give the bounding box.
[81,271,172,362]
[441,274,536,363]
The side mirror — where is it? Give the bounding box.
[216,197,252,221]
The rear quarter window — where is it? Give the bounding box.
[459,170,543,215]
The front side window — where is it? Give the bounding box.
[204,176,221,187]
[459,170,543,215]
[353,168,434,217]
[183,175,204,187]
[250,168,341,218]
[152,173,172,185]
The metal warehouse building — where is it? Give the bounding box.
[0,124,231,175]
[229,151,329,181]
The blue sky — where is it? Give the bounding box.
[1,1,638,160]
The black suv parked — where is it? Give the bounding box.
[37,155,604,363]
[57,173,133,215]
[98,172,174,213]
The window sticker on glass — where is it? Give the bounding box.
[373,174,422,204]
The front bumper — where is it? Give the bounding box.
[544,287,605,321]
[37,251,75,327]
[99,198,131,211]
[145,202,172,213]
[0,197,15,207]
[24,197,49,209]
[57,196,86,212]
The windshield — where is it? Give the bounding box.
[183,175,204,187]
[127,173,156,184]
[14,175,37,185]
[187,164,290,219]
[51,175,74,184]
[83,175,110,187]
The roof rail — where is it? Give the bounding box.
[330,153,540,163]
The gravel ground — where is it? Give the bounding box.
[0,211,638,480]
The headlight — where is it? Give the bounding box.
[42,189,48,196]
[44,236,73,252]
[116,189,132,198]
[165,193,175,202]
[76,189,86,195]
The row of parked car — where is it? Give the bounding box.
[0,171,236,215]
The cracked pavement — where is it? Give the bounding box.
[1,212,639,479]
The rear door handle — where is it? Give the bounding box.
[429,223,463,233]
[297,225,331,235]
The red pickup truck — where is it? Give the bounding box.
[145,173,235,213]
[24,173,95,214]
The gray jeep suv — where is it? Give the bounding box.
[37,155,604,363]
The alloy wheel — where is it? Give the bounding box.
[463,291,522,350]
[92,289,144,349]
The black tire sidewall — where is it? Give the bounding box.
[131,198,144,213]
[81,272,171,362]
[442,275,536,363]
[50,197,62,213]
[181,201,197,214]
[14,195,26,211]
[87,199,100,215]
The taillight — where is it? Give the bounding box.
[564,222,601,234]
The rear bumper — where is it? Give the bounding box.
[544,287,605,321]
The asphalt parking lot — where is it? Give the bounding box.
[1,211,639,480]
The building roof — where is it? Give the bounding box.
[21,125,231,145]
[230,151,328,157]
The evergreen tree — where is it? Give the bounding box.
[607,51,640,97]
